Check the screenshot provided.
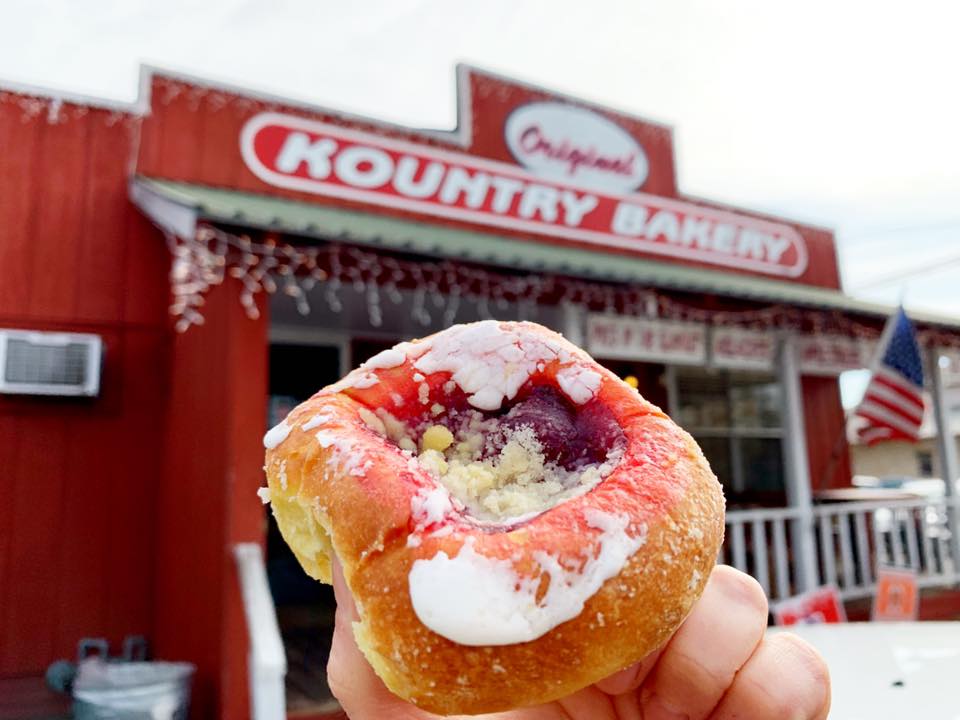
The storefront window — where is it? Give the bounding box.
[673,367,785,506]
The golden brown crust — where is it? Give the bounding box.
[264,323,725,715]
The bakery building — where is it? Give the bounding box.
[2,64,960,717]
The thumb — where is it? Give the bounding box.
[327,557,427,720]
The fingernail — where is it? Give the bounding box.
[641,692,689,720]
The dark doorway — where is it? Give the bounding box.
[350,336,402,368]
[596,359,669,411]
[266,342,342,716]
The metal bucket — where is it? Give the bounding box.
[72,657,195,720]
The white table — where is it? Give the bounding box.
[768,622,960,719]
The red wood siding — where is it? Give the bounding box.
[0,93,169,676]
[154,278,267,718]
[802,375,852,491]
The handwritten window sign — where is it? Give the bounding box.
[797,335,874,376]
[586,315,706,364]
[710,327,776,370]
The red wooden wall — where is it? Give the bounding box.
[153,279,267,718]
[0,93,168,675]
[0,89,266,718]
[802,375,852,491]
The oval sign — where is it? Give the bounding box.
[505,102,649,193]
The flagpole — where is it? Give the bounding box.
[928,346,960,581]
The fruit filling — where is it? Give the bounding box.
[367,385,625,521]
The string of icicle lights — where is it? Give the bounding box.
[163,223,960,349]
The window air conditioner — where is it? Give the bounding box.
[0,329,103,397]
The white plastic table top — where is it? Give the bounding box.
[768,622,960,719]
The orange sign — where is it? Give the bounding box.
[872,567,919,621]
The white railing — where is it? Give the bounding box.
[724,498,960,602]
[234,543,287,720]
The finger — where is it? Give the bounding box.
[638,565,769,720]
[326,558,424,720]
[593,648,662,695]
[709,633,830,720]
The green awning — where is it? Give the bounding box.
[131,176,960,329]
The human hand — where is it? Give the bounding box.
[328,562,830,719]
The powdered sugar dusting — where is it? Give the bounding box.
[263,420,292,449]
[256,487,272,504]
[408,509,646,645]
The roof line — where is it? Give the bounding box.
[0,75,144,114]
[136,63,467,146]
[455,61,676,132]
[133,176,960,331]
[677,189,837,235]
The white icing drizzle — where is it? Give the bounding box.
[315,430,337,448]
[412,486,453,523]
[364,346,408,370]
[301,413,332,431]
[313,422,377,482]
[263,420,292,449]
[408,510,646,646]
[256,487,272,504]
[407,485,456,547]
[556,366,603,404]
[413,321,572,411]
[350,372,379,389]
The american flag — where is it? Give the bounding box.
[855,307,925,445]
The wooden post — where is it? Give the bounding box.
[154,277,268,719]
[779,333,820,592]
[929,347,960,582]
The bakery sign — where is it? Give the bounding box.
[586,315,706,364]
[240,113,809,277]
[504,102,649,193]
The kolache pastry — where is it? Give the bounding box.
[261,320,725,715]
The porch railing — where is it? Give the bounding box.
[724,498,960,602]
[234,543,287,720]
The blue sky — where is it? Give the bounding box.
[4,0,959,403]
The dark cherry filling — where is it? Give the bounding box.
[502,386,578,462]
[412,383,624,474]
